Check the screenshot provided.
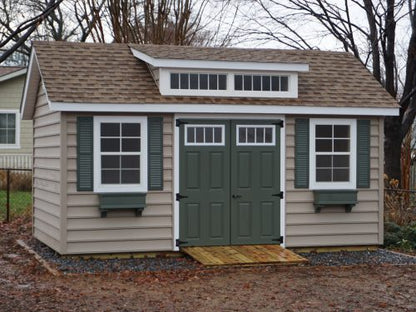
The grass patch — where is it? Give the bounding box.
[0,190,32,221]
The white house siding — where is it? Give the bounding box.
[0,75,33,168]
[32,85,63,252]
[64,113,174,254]
[284,116,384,247]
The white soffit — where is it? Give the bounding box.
[49,102,399,116]
[130,48,310,72]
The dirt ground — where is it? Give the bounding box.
[1,217,416,312]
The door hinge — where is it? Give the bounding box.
[176,193,188,201]
[176,119,188,127]
[176,239,188,247]
[272,236,284,244]
[273,120,284,128]
[272,191,284,199]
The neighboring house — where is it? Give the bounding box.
[0,66,32,169]
[21,41,399,255]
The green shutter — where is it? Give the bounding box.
[295,119,309,188]
[357,119,370,188]
[148,117,164,190]
[77,117,94,191]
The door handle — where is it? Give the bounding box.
[232,194,242,199]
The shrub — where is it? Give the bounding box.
[384,221,416,250]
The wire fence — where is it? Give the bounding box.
[0,168,32,222]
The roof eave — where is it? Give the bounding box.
[0,68,26,82]
[130,47,310,72]
[48,101,400,116]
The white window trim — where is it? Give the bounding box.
[184,124,225,146]
[236,125,276,146]
[309,118,357,190]
[0,109,20,149]
[159,68,298,98]
[93,116,148,193]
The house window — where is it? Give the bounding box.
[185,124,225,146]
[310,119,356,189]
[0,110,19,148]
[236,125,275,146]
[94,116,147,193]
[234,74,289,92]
[170,73,227,90]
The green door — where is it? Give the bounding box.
[230,121,281,245]
[179,120,231,246]
[179,119,281,246]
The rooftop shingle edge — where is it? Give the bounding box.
[0,66,25,77]
[30,41,399,110]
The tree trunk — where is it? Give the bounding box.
[385,116,402,181]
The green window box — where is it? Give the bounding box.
[313,190,357,213]
[98,193,146,218]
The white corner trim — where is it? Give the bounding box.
[130,47,309,72]
[0,68,26,82]
[49,101,400,116]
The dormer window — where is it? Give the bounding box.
[170,73,227,90]
[234,75,289,92]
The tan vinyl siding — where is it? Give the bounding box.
[32,84,63,253]
[285,116,383,247]
[0,75,33,157]
[64,113,174,254]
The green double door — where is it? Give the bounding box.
[179,120,281,246]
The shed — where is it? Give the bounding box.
[21,41,399,255]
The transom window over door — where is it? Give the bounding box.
[236,125,276,145]
[94,116,147,193]
[185,124,225,145]
[310,119,356,189]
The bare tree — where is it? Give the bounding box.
[81,0,236,46]
[240,0,416,183]
[0,0,64,62]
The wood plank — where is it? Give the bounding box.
[182,245,308,266]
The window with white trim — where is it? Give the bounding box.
[170,73,227,90]
[236,125,275,146]
[234,74,289,92]
[0,110,19,148]
[94,116,147,193]
[185,124,225,146]
[310,119,356,189]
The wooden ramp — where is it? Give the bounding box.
[182,245,308,266]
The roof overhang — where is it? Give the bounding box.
[48,101,399,116]
[20,48,42,120]
[130,47,310,72]
[0,68,26,82]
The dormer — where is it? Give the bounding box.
[130,46,309,98]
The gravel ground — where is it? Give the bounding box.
[29,238,416,274]
[299,249,416,266]
[29,238,200,274]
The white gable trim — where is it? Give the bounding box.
[0,68,26,82]
[20,48,42,120]
[48,101,399,116]
[130,48,310,72]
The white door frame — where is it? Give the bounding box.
[173,113,286,251]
